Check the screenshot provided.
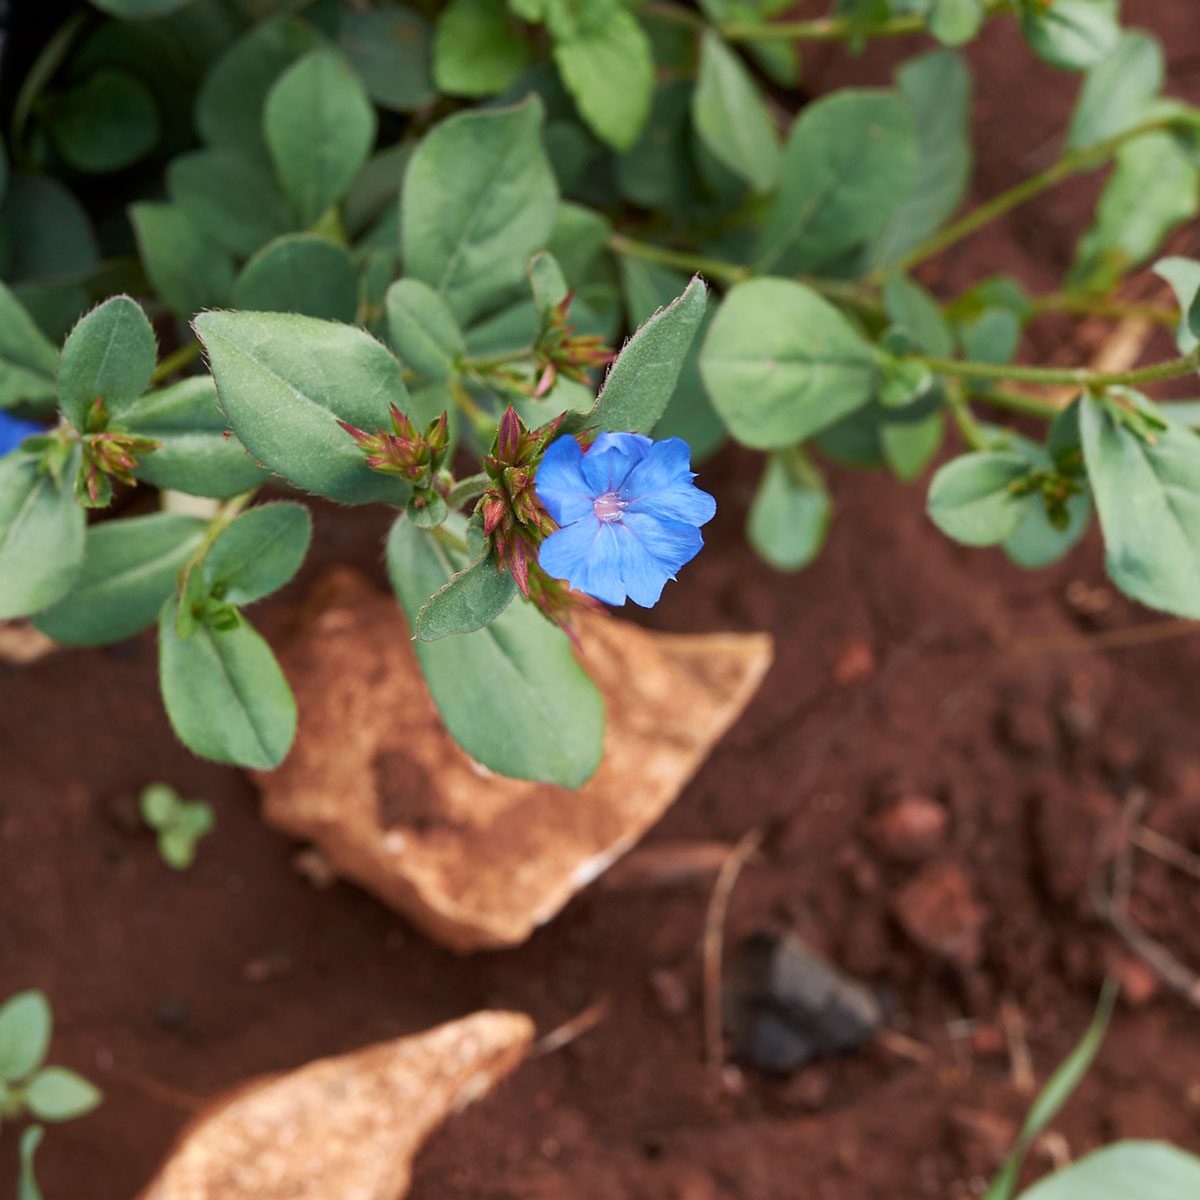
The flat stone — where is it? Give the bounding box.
[724,932,883,1073]
[891,862,987,969]
[139,1011,533,1200]
[257,570,773,952]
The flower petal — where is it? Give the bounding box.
[539,518,627,605]
[590,431,652,461]
[621,437,694,500]
[614,524,672,607]
[623,511,705,575]
[535,435,594,525]
[581,444,638,495]
[626,481,716,526]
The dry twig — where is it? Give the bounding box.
[702,827,764,1086]
[531,997,611,1058]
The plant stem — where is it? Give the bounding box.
[196,489,258,559]
[916,347,1200,389]
[879,117,1172,283]
[725,0,1011,41]
[151,341,202,385]
[608,232,882,314]
[608,232,749,285]
[1029,291,1179,327]
[946,383,990,451]
[463,348,537,373]
[971,387,1063,420]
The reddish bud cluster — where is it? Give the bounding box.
[337,406,451,491]
[479,405,595,630]
[77,430,160,508]
[531,293,616,399]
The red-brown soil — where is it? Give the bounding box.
[4,3,1200,1197]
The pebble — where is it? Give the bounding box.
[891,862,987,969]
[724,932,882,1073]
[872,795,949,863]
[833,638,876,686]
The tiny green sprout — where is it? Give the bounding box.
[139,783,215,870]
[0,988,102,1199]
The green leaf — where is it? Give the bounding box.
[1018,1141,1200,1200]
[18,1125,43,1200]
[115,376,269,499]
[33,513,206,646]
[344,140,410,239]
[48,69,160,173]
[414,546,517,641]
[385,279,466,381]
[0,991,51,1081]
[402,97,558,325]
[25,1067,102,1122]
[387,515,603,787]
[167,149,294,260]
[881,406,945,481]
[927,452,1032,546]
[757,90,917,274]
[0,452,85,620]
[193,310,412,506]
[139,783,179,829]
[866,50,972,268]
[1067,31,1163,150]
[1020,0,1121,71]
[552,8,653,152]
[340,6,433,113]
[692,32,780,194]
[232,235,358,323]
[985,981,1116,1200]
[1,173,98,285]
[264,50,376,227]
[0,282,58,410]
[435,0,531,98]
[129,203,234,319]
[1003,483,1091,569]
[204,502,312,606]
[195,17,327,157]
[700,278,878,449]
[747,449,832,571]
[529,251,568,313]
[929,0,984,46]
[90,0,190,14]
[159,600,297,770]
[883,273,955,356]
[586,275,707,435]
[1152,256,1200,354]
[57,295,157,431]
[1081,393,1200,620]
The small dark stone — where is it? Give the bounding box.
[153,996,190,1032]
[724,932,883,1074]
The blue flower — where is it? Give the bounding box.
[0,412,44,459]
[535,432,716,607]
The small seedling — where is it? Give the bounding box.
[0,989,102,1199]
[139,783,215,870]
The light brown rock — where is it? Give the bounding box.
[257,569,773,952]
[0,620,57,663]
[140,1011,533,1200]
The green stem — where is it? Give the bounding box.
[608,232,882,314]
[151,341,202,385]
[879,117,1173,283]
[971,387,1063,420]
[195,489,258,561]
[946,383,990,451]
[431,524,469,554]
[916,346,1200,390]
[1029,291,1179,327]
[717,0,1010,41]
[463,348,536,373]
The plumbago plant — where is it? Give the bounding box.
[5,0,1200,790]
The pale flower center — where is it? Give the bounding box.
[593,490,626,523]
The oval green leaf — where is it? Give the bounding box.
[204,502,312,606]
[0,990,52,1082]
[927,451,1031,546]
[25,1067,102,1122]
[193,310,413,506]
[700,278,878,450]
[387,515,603,787]
[158,601,297,770]
[57,295,157,431]
[232,235,358,323]
[33,513,206,646]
